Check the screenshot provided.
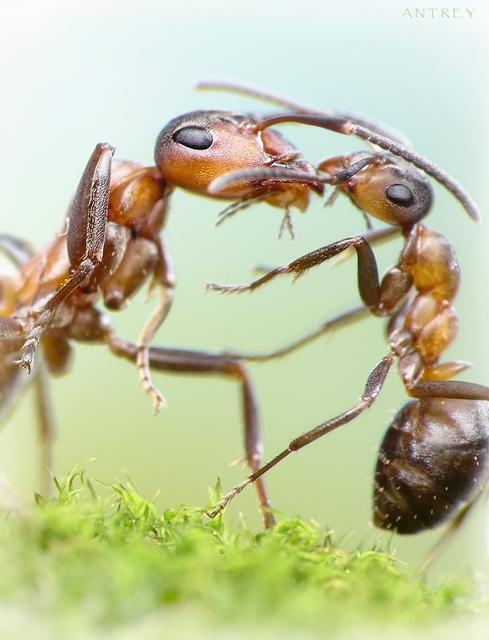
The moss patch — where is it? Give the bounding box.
[0,462,484,639]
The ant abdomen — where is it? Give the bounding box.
[373,398,489,533]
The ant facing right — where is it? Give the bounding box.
[204,87,489,567]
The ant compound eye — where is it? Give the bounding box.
[172,126,213,150]
[385,184,415,207]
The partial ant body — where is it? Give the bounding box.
[1,82,371,524]
[204,105,489,565]
[0,83,484,545]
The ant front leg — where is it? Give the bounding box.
[16,143,114,372]
[208,235,381,311]
[222,227,402,362]
[106,335,275,528]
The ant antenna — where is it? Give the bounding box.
[196,80,412,147]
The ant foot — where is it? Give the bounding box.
[263,510,276,529]
[13,334,41,373]
[206,478,250,518]
[150,388,166,415]
[206,282,251,294]
[136,345,166,415]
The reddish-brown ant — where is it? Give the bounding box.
[0,82,484,542]
[202,95,488,566]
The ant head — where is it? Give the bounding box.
[253,113,480,221]
[154,110,320,204]
[321,153,434,227]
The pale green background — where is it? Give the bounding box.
[0,0,488,578]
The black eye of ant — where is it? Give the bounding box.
[385,184,415,207]
[172,126,213,150]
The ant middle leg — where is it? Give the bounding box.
[221,304,369,362]
[106,335,275,528]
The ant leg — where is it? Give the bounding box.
[208,235,381,310]
[410,380,489,401]
[222,304,368,362]
[16,144,114,373]
[417,492,484,575]
[216,191,270,227]
[0,233,34,265]
[252,227,400,276]
[0,234,32,317]
[106,336,275,528]
[136,235,176,414]
[32,356,56,497]
[334,226,401,266]
[217,228,397,362]
[278,208,295,240]
[0,319,28,419]
[208,352,394,519]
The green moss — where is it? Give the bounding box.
[0,462,484,639]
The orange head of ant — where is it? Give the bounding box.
[154,110,323,211]
[320,152,434,227]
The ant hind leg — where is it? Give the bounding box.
[208,352,394,519]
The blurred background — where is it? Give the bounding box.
[0,0,487,579]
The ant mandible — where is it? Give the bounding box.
[0,82,482,538]
[202,97,489,566]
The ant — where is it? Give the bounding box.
[0,82,483,540]
[201,94,489,566]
